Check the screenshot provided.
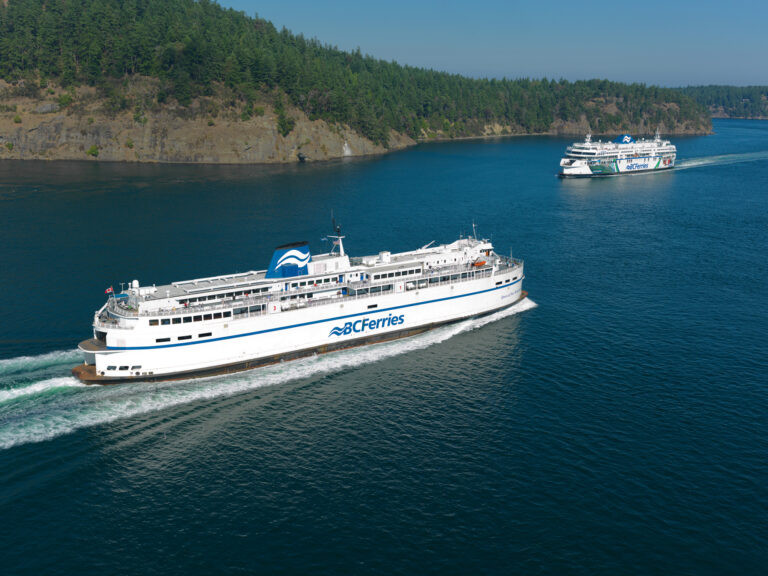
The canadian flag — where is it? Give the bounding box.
[105,286,114,294]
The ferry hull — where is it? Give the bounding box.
[559,155,676,177]
[73,289,528,384]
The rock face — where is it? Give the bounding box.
[0,80,707,164]
[0,104,413,164]
[0,80,414,163]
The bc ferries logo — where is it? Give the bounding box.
[275,249,311,269]
[329,314,405,337]
[622,135,633,143]
[265,242,312,279]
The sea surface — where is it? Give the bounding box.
[0,119,766,574]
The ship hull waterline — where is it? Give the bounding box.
[73,291,528,385]
[559,164,676,178]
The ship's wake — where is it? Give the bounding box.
[675,150,768,170]
[0,298,536,450]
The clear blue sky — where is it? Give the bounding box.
[220,0,767,86]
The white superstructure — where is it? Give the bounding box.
[74,227,526,384]
[559,130,676,177]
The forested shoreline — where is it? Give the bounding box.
[0,0,710,151]
[679,86,768,119]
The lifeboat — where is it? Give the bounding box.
[473,259,486,267]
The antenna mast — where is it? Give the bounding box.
[329,214,345,257]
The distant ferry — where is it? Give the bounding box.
[73,225,527,384]
[559,130,676,177]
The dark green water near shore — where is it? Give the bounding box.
[1,119,766,574]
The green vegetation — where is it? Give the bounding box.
[0,0,709,145]
[57,93,73,108]
[125,137,134,148]
[679,86,768,118]
[86,145,99,157]
[5,142,13,151]
[13,114,21,123]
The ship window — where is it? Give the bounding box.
[119,366,129,371]
[382,284,392,292]
[223,311,232,318]
[203,314,212,320]
[292,283,298,288]
[190,298,197,303]
[233,307,248,316]
[429,277,439,284]
[178,335,192,341]
[368,304,378,309]
[208,295,216,301]
[172,318,181,324]
[183,316,192,323]
[300,281,307,287]
[440,276,450,282]
[161,319,170,325]
[107,366,116,371]
[193,315,202,322]
[235,291,243,296]
[395,271,401,277]
[199,333,212,338]
[495,281,502,286]
[451,274,459,280]
[249,305,263,312]
[513,276,518,281]
[131,366,141,370]
[156,338,170,343]
[388,273,395,278]
[213,312,222,319]
[149,319,159,326]
[506,279,511,283]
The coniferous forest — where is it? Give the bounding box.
[679,86,768,119]
[0,0,711,146]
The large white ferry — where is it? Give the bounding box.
[73,226,526,384]
[559,130,676,177]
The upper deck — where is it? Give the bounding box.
[94,237,522,331]
[564,133,676,160]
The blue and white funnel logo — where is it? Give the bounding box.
[265,241,312,278]
[614,134,635,144]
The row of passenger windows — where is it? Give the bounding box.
[372,268,420,281]
[149,310,232,326]
[178,287,269,306]
[107,365,141,371]
[156,332,212,343]
[349,284,393,296]
[291,277,335,289]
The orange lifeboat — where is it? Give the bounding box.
[473,259,486,267]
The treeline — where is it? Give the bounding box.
[0,0,709,145]
[679,86,768,118]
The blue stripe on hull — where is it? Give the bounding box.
[107,277,524,351]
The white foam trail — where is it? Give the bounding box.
[675,151,768,171]
[0,299,536,450]
[0,377,86,403]
[0,349,81,376]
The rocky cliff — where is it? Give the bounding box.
[0,79,706,164]
[0,80,414,163]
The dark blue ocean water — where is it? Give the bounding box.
[0,119,766,574]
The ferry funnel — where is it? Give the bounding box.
[265,241,312,279]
